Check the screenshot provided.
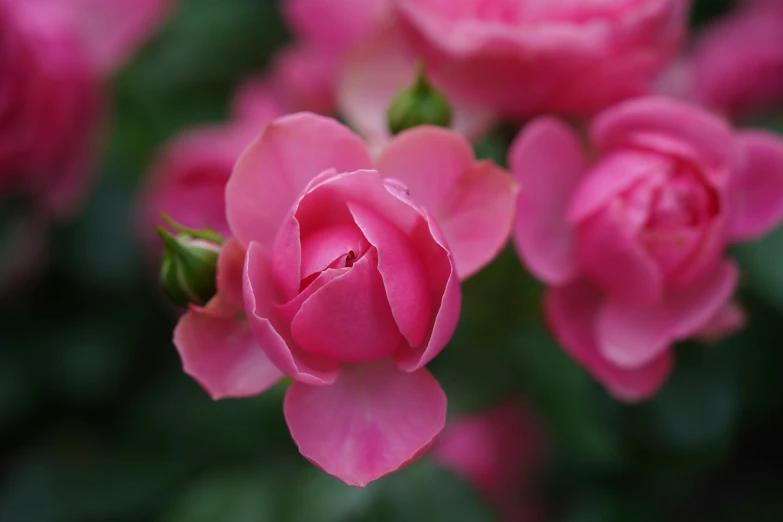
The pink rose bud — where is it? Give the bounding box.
[688,0,783,120]
[157,220,223,307]
[510,96,783,401]
[174,113,518,486]
[395,0,688,119]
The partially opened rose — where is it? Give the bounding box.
[174,113,518,486]
[394,0,687,119]
[510,96,783,401]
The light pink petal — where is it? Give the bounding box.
[300,222,368,279]
[508,118,588,285]
[597,260,739,368]
[395,208,461,371]
[729,131,783,241]
[226,113,373,249]
[377,127,517,279]
[591,96,735,168]
[174,296,282,400]
[545,280,672,402]
[291,248,405,362]
[216,237,246,311]
[244,242,340,385]
[576,204,663,305]
[348,203,431,347]
[284,359,447,487]
[64,0,174,75]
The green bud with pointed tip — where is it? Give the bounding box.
[387,63,453,135]
[157,217,223,307]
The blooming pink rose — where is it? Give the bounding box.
[139,79,287,253]
[282,0,391,54]
[432,401,549,522]
[687,0,783,120]
[175,113,518,485]
[395,0,688,119]
[61,0,177,74]
[510,96,783,401]
[0,0,101,219]
[338,24,495,154]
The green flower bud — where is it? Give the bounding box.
[387,63,453,135]
[157,217,223,307]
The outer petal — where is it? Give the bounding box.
[284,359,447,487]
[545,280,672,402]
[597,260,738,368]
[216,237,246,310]
[591,96,735,168]
[377,126,517,279]
[290,248,405,362]
[226,113,373,249]
[508,118,588,285]
[729,131,783,241]
[174,296,282,400]
[244,242,340,385]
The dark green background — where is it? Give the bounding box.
[2,1,782,521]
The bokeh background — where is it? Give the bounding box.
[2,0,783,521]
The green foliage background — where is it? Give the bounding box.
[2,1,782,521]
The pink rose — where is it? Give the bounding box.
[395,0,687,119]
[61,0,177,74]
[432,401,549,522]
[0,0,101,219]
[282,0,391,53]
[688,0,783,120]
[138,79,287,254]
[510,96,783,401]
[175,113,518,485]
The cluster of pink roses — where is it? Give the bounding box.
[0,0,175,292]
[141,0,783,496]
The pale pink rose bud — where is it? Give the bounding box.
[510,96,783,401]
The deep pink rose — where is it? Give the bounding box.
[0,0,100,219]
[432,401,549,522]
[175,113,518,486]
[139,79,287,253]
[61,0,177,74]
[688,0,783,120]
[511,96,783,401]
[282,0,391,53]
[395,0,687,119]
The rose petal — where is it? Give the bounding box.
[545,280,672,402]
[291,248,405,362]
[509,117,587,285]
[377,126,517,279]
[174,296,282,400]
[348,202,431,347]
[216,237,246,311]
[576,203,663,305]
[729,130,783,241]
[284,359,447,487]
[226,113,373,249]
[597,260,738,368]
[591,96,735,169]
[244,241,340,385]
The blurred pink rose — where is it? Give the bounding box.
[175,112,518,485]
[511,96,783,401]
[282,0,391,53]
[432,401,549,522]
[0,0,101,219]
[688,0,783,120]
[62,0,177,74]
[139,79,287,254]
[269,44,339,115]
[395,0,688,119]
